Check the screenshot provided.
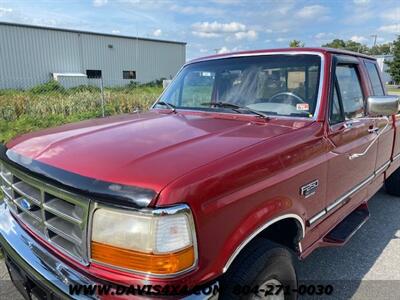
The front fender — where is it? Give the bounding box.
[218,196,305,273]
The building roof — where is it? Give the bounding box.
[0,21,186,45]
[188,47,376,64]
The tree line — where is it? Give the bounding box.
[289,38,400,84]
[289,38,393,55]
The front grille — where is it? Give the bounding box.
[0,161,90,264]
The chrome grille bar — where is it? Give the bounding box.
[44,198,83,225]
[1,185,13,199]
[0,165,13,185]
[13,181,41,205]
[0,160,90,264]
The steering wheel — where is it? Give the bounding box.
[269,92,305,104]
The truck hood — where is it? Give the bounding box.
[5,111,309,205]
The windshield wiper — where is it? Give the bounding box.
[201,102,270,119]
[156,101,177,113]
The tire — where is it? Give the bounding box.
[220,239,297,300]
[385,168,400,196]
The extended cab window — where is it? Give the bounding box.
[365,61,385,96]
[335,65,364,120]
[158,55,321,118]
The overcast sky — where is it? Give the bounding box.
[0,0,399,59]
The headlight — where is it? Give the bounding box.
[90,204,197,276]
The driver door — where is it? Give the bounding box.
[326,57,377,217]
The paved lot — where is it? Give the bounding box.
[1,190,400,299]
[295,190,400,299]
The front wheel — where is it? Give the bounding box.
[220,239,297,300]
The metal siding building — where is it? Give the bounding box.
[0,22,186,89]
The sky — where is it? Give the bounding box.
[0,0,399,60]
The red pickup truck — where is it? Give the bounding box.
[1,48,399,300]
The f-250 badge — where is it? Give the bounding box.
[300,180,319,198]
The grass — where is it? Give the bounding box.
[388,89,400,95]
[386,85,400,95]
[0,81,163,143]
[1,82,400,145]
[0,82,163,259]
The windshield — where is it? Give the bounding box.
[157,54,322,118]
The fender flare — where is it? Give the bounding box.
[222,213,305,273]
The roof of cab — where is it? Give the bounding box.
[188,47,376,64]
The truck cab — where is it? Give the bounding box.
[0,48,399,299]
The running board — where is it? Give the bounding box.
[323,203,369,245]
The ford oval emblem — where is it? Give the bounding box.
[20,198,32,210]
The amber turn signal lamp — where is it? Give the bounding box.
[91,241,195,275]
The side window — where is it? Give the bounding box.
[330,84,343,124]
[335,65,364,120]
[86,70,102,79]
[365,62,385,96]
[123,70,136,80]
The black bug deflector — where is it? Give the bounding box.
[0,144,156,208]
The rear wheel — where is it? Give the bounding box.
[220,239,297,300]
[385,168,400,196]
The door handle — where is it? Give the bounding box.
[368,126,379,134]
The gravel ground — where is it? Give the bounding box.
[1,190,400,299]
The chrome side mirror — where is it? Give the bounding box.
[367,96,399,117]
